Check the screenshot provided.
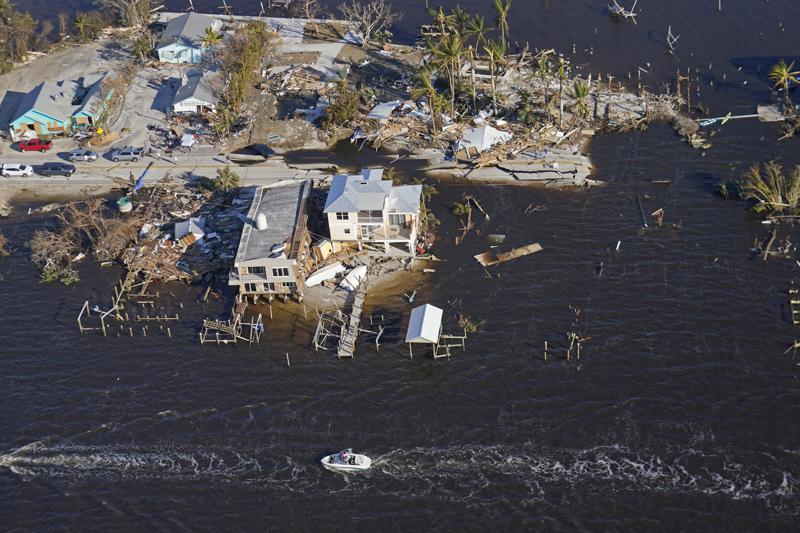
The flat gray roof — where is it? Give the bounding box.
[235,181,310,264]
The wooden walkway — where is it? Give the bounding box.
[337,285,366,358]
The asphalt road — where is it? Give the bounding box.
[0,144,327,188]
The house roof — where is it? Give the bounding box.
[405,304,443,344]
[11,81,78,123]
[323,168,392,213]
[459,124,513,153]
[173,70,217,106]
[235,181,311,264]
[75,73,110,117]
[158,12,217,49]
[387,185,422,215]
[10,74,109,125]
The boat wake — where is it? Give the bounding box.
[369,444,798,513]
[0,440,298,485]
[1,441,796,513]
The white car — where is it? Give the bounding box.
[1,163,34,177]
[67,149,98,162]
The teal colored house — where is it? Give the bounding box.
[9,73,110,138]
[156,13,221,64]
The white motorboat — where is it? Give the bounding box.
[321,449,372,472]
[340,265,367,292]
[305,262,346,288]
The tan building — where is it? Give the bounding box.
[323,168,422,256]
[228,181,312,299]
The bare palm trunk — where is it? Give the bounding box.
[490,62,497,115]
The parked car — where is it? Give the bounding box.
[37,162,76,177]
[1,163,34,177]
[18,138,53,152]
[67,149,98,162]
[108,147,144,162]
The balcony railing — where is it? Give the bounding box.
[372,225,412,241]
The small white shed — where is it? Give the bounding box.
[175,217,206,242]
[405,304,443,358]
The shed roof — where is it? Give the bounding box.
[173,70,218,106]
[323,169,392,213]
[405,304,443,344]
[158,12,217,49]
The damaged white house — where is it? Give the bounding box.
[323,168,422,256]
[172,70,218,115]
[229,181,312,298]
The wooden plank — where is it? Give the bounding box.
[474,242,543,267]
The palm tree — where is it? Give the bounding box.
[427,5,449,35]
[74,13,89,43]
[411,65,442,132]
[202,27,223,63]
[769,59,800,102]
[464,15,486,49]
[463,16,487,113]
[515,88,535,125]
[451,6,470,36]
[492,0,512,48]
[484,39,506,115]
[556,57,567,128]
[536,53,552,122]
[433,34,464,115]
[568,79,591,120]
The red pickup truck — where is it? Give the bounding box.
[18,138,53,152]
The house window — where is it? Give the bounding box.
[285,282,297,290]
[336,212,349,220]
[272,267,290,277]
[389,214,406,226]
[360,226,372,239]
[344,228,351,235]
[248,266,266,276]
[266,283,275,292]
[244,283,257,292]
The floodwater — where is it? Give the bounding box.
[3,0,800,530]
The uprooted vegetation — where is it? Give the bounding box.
[27,178,252,287]
[29,198,142,285]
[734,161,800,216]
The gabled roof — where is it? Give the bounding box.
[173,70,218,106]
[387,185,422,215]
[405,304,443,344]
[75,73,110,117]
[323,169,392,213]
[158,12,217,49]
[10,74,109,125]
[11,81,77,124]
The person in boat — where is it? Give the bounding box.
[339,450,349,463]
